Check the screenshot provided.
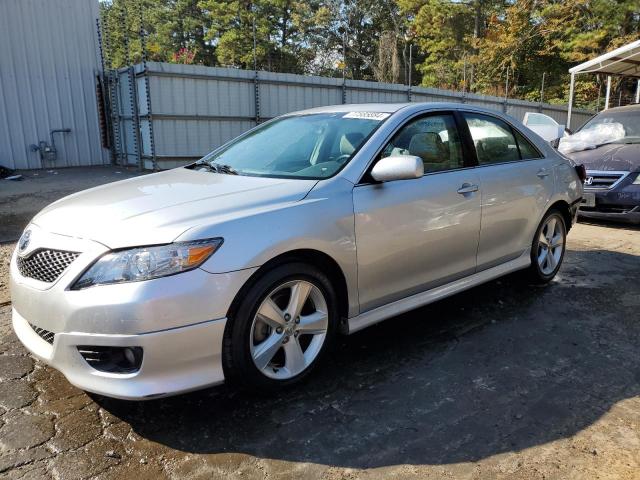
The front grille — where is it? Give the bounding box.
[16,249,80,283]
[584,171,628,190]
[29,323,55,345]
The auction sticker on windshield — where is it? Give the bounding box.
[343,112,391,121]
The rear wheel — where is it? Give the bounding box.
[526,209,567,284]
[223,263,338,391]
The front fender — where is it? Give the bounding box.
[177,178,360,317]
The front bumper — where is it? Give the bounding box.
[9,226,258,399]
[579,173,640,224]
[579,206,640,224]
[13,307,228,399]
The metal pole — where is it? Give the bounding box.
[252,9,257,72]
[139,4,157,171]
[408,44,412,88]
[121,4,130,66]
[636,79,640,104]
[503,66,509,112]
[407,44,413,102]
[463,57,466,94]
[539,72,545,112]
[567,72,575,130]
[342,31,347,104]
[605,75,611,110]
[252,4,260,124]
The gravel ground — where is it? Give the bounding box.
[1,218,639,479]
[0,244,13,306]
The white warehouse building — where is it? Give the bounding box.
[0,0,109,170]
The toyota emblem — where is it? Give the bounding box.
[19,229,31,252]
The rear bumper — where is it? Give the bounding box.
[13,307,227,400]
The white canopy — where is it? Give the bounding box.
[567,39,640,129]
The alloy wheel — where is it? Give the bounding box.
[537,215,565,276]
[249,280,328,380]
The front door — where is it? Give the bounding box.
[353,112,482,312]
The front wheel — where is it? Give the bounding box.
[223,263,338,391]
[526,209,567,284]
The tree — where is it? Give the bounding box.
[100,0,215,67]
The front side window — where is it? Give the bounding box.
[380,114,464,173]
[199,112,387,179]
[464,113,520,165]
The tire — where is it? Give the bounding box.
[222,262,339,392]
[525,209,567,284]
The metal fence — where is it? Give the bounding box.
[106,62,595,170]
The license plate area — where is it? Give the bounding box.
[581,193,595,207]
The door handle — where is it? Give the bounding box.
[457,183,479,194]
[537,169,550,178]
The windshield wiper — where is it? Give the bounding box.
[211,163,239,175]
[193,161,239,175]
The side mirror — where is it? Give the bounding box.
[371,155,423,182]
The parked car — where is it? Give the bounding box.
[10,103,583,399]
[523,112,570,143]
[558,104,640,224]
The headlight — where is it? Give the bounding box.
[72,238,223,289]
[633,173,640,185]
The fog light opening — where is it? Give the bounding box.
[124,347,137,365]
[77,346,143,374]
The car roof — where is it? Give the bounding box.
[288,103,412,114]
[287,102,517,118]
[597,104,640,114]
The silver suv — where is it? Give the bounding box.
[10,103,583,399]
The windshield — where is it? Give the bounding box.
[197,112,389,179]
[579,110,640,141]
[559,110,640,154]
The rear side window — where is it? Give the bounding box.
[513,129,542,159]
[464,113,519,165]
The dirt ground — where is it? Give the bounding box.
[0,169,639,479]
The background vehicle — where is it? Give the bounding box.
[523,112,570,143]
[559,104,640,224]
[10,103,583,399]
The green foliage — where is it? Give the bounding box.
[100,0,640,105]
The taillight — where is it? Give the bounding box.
[575,164,587,182]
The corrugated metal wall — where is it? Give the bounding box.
[128,62,595,169]
[0,0,109,170]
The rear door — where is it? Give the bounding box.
[353,112,481,312]
[461,112,555,270]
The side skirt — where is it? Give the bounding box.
[347,250,531,334]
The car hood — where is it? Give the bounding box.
[32,168,318,248]
[566,143,640,172]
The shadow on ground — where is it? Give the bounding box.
[95,248,640,469]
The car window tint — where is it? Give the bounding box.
[464,114,520,165]
[382,114,464,173]
[514,129,542,159]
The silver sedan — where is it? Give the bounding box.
[10,103,583,399]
